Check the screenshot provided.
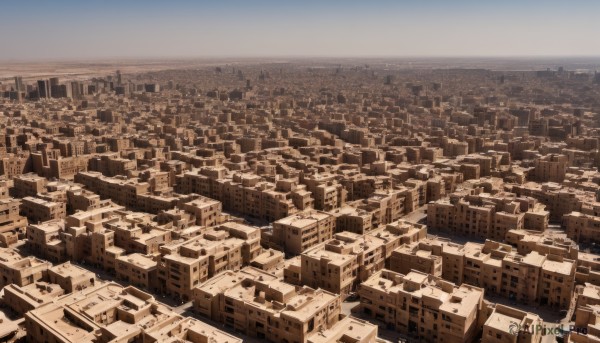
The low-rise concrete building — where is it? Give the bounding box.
[357,269,485,343]
[301,231,385,297]
[116,253,158,290]
[194,266,342,343]
[269,210,336,255]
[0,247,51,289]
[24,282,239,343]
[482,304,543,343]
[21,196,66,223]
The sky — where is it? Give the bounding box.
[0,0,599,60]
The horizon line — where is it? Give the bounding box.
[2,54,600,64]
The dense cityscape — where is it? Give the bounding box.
[1,59,600,343]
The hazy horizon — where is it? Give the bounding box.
[3,55,600,63]
[2,0,600,60]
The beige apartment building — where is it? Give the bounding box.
[482,304,543,343]
[284,255,302,285]
[368,220,427,266]
[354,188,407,228]
[137,192,198,215]
[193,267,267,321]
[462,240,576,308]
[439,240,467,285]
[159,251,208,301]
[329,205,373,234]
[505,229,579,259]
[427,190,544,241]
[313,182,347,212]
[47,262,96,293]
[105,219,172,255]
[116,253,158,290]
[218,221,262,263]
[387,237,464,285]
[66,188,103,212]
[512,182,590,222]
[577,283,600,312]
[177,168,301,222]
[75,171,150,209]
[46,155,90,179]
[523,204,550,231]
[3,281,65,315]
[563,211,600,244]
[88,154,137,177]
[386,237,575,309]
[531,153,568,183]
[176,166,227,201]
[181,196,223,227]
[357,269,485,343]
[269,210,336,255]
[463,241,530,300]
[180,229,245,275]
[20,196,66,223]
[144,316,243,343]
[158,224,255,301]
[390,240,443,277]
[194,266,342,343]
[12,173,47,198]
[156,207,196,232]
[27,220,66,262]
[306,316,379,343]
[24,282,239,343]
[340,173,390,201]
[64,210,126,269]
[3,261,96,315]
[139,169,171,193]
[568,304,600,343]
[0,153,30,181]
[61,204,126,265]
[0,198,27,245]
[404,179,427,210]
[250,248,285,273]
[0,247,52,289]
[574,252,600,286]
[301,231,385,297]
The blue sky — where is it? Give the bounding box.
[1,0,598,60]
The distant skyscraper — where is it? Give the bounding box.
[50,84,68,98]
[49,77,59,97]
[37,80,50,98]
[14,76,23,90]
[115,85,126,95]
[71,81,82,99]
[14,76,23,103]
[116,70,122,85]
[384,75,394,85]
[144,83,160,93]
